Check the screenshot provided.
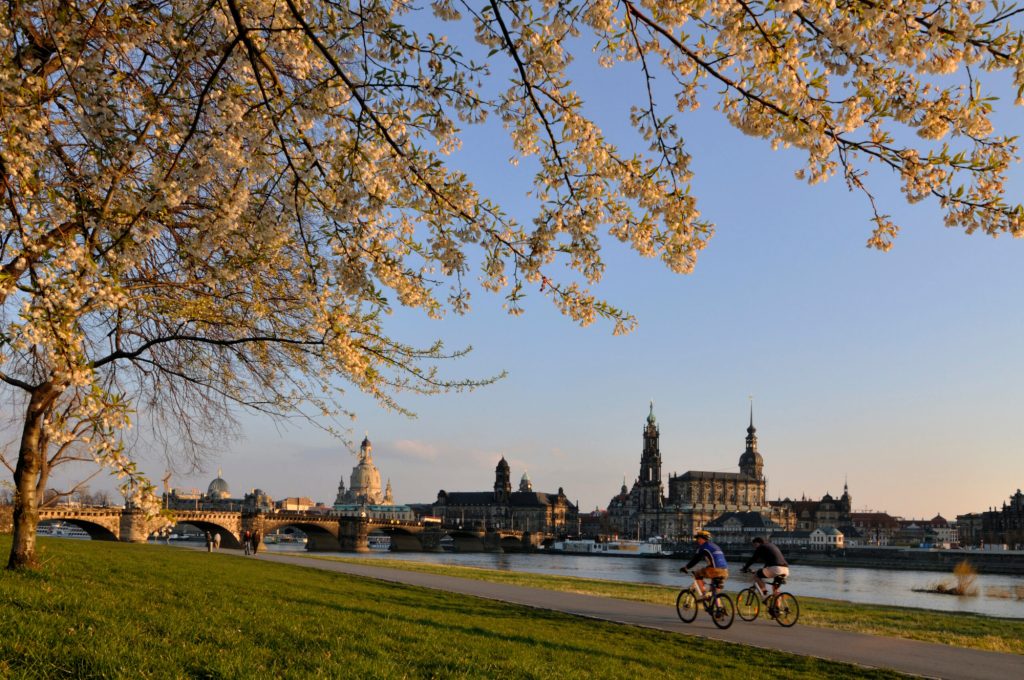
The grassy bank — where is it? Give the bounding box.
[311,556,1024,655]
[0,537,909,679]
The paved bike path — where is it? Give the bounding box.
[254,552,1021,679]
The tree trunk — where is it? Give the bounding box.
[7,385,61,570]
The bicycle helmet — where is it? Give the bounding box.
[751,536,765,545]
[694,530,712,540]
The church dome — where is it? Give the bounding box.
[350,461,382,492]
[496,456,510,472]
[335,432,386,506]
[207,474,230,500]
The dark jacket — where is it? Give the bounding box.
[743,541,788,570]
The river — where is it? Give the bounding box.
[263,544,1024,619]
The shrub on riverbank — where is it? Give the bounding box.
[916,560,980,597]
[0,537,903,679]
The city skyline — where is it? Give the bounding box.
[128,391,1018,522]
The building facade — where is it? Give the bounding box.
[432,457,578,535]
[770,485,853,533]
[957,489,1024,549]
[850,511,901,546]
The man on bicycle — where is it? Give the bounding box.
[741,536,789,598]
[680,530,728,599]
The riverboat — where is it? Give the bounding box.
[551,538,669,557]
[36,522,90,539]
[368,535,391,551]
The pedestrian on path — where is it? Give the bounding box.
[212,532,221,551]
[205,531,212,552]
[243,530,252,555]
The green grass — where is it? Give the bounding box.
[310,555,1024,655]
[0,537,908,679]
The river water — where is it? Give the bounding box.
[263,545,1024,619]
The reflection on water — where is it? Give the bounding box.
[263,545,1024,619]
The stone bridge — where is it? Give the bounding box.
[37,507,167,543]
[32,507,547,553]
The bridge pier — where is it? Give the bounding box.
[483,531,504,553]
[338,517,370,552]
[388,532,427,552]
[119,510,154,543]
[416,529,446,552]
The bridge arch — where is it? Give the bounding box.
[500,535,528,552]
[38,518,118,541]
[257,519,341,552]
[172,520,243,549]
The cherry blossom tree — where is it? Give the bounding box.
[2,0,1022,568]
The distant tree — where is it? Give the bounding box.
[3,1,1023,569]
[91,489,113,508]
[40,488,62,507]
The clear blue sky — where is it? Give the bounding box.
[52,16,1024,520]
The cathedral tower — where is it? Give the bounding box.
[638,402,664,510]
[738,405,764,479]
[494,456,511,502]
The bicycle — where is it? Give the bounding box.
[675,569,735,629]
[736,570,800,626]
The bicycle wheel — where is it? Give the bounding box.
[709,593,735,629]
[771,592,800,627]
[735,587,761,621]
[675,589,698,623]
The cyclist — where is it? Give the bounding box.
[680,529,728,599]
[741,536,789,599]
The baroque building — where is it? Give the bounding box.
[333,435,412,520]
[957,489,1024,549]
[606,404,791,540]
[163,468,273,512]
[334,435,394,507]
[770,484,853,532]
[432,457,578,535]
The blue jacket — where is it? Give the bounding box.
[686,540,728,570]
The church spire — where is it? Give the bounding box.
[745,400,758,451]
[739,398,763,479]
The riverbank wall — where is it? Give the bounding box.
[745,547,1024,576]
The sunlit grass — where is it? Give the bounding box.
[313,555,1024,655]
[0,537,907,679]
